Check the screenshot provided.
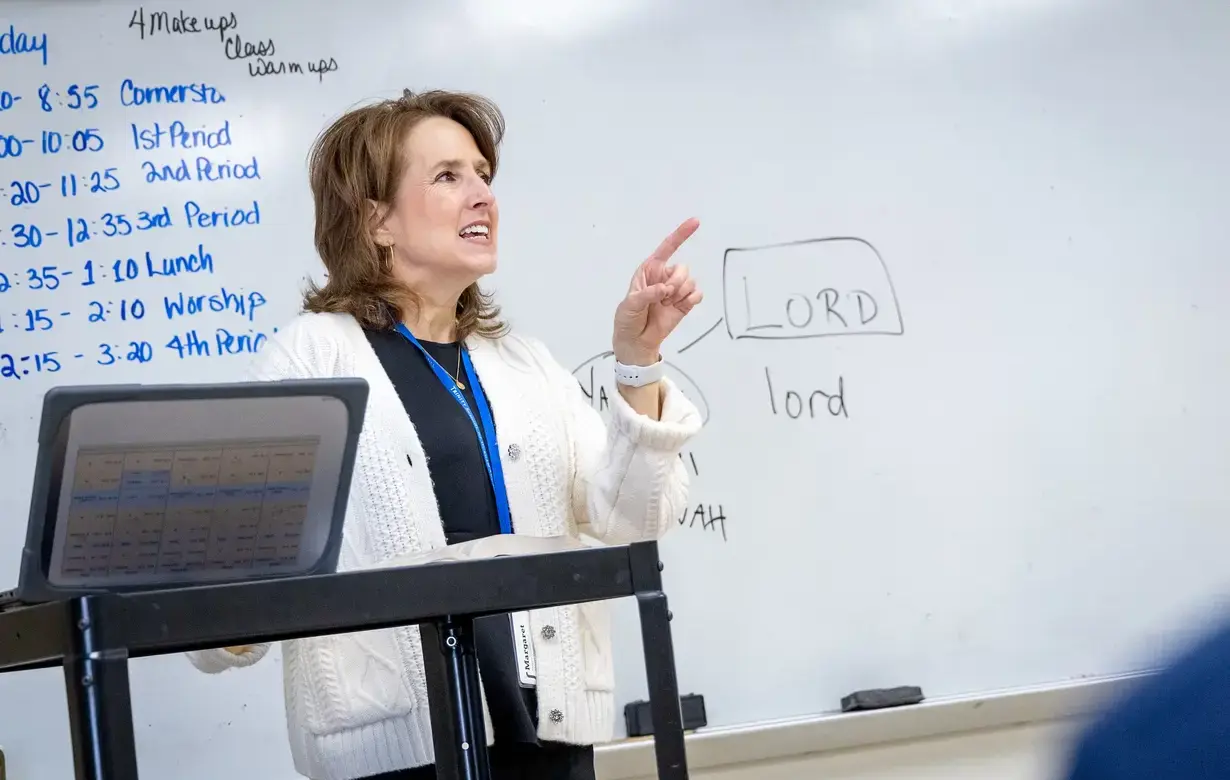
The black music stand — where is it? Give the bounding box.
[0,543,688,780]
[0,381,689,780]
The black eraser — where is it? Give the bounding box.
[841,686,925,712]
[624,693,708,737]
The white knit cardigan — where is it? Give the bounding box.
[186,312,702,780]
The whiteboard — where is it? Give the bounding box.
[3,0,1230,777]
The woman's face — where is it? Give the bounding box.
[377,116,499,298]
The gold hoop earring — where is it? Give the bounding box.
[380,244,394,268]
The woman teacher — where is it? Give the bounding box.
[187,88,704,780]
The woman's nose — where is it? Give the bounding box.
[467,176,493,207]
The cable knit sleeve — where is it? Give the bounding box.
[526,339,703,544]
[186,320,325,674]
[186,643,272,673]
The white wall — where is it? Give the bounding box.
[600,721,1082,780]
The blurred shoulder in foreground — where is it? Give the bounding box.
[1064,615,1230,780]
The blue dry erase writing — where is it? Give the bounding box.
[118,79,227,107]
[163,287,266,322]
[0,89,24,111]
[0,24,49,66]
[183,199,260,228]
[0,39,282,382]
[162,327,277,361]
[143,156,261,184]
[130,119,232,151]
[36,83,100,112]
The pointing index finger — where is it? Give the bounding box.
[647,217,700,268]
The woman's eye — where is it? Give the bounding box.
[435,171,456,182]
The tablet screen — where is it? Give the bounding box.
[47,394,351,588]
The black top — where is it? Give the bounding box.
[364,327,539,746]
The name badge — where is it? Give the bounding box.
[510,611,537,688]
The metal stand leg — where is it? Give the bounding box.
[421,616,491,780]
[63,597,139,780]
[629,542,689,780]
[637,593,688,779]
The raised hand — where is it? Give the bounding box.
[612,217,703,365]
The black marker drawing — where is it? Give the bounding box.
[677,503,728,542]
[571,235,899,428]
[679,451,699,477]
[764,368,849,420]
[677,317,724,354]
[721,237,904,341]
[572,351,711,424]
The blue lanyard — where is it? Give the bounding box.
[394,323,513,535]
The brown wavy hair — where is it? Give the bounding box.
[302,89,508,339]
